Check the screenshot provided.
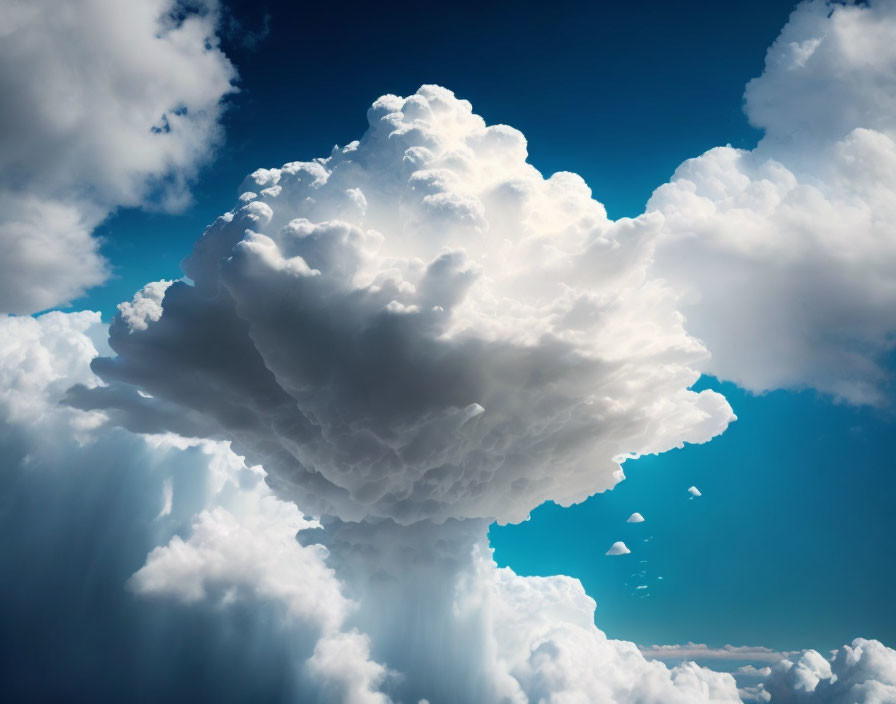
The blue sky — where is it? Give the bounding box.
[4,1,896,702]
[70,0,895,655]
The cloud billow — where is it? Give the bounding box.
[6,2,896,700]
[76,85,733,526]
[649,0,896,405]
[0,0,236,314]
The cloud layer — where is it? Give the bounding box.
[0,0,235,314]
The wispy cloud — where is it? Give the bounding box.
[639,643,791,663]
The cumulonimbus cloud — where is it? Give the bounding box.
[70,84,734,526]
[56,79,745,702]
[0,0,236,314]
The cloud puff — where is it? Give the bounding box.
[627,512,645,523]
[0,310,106,423]
[689,486,702,497]
[477,555,742,704]
[762,638,896,703]
[75,84,733,526]
[606,541,631,556]
[118,280,174,332]
[0,0,236,313]
[649,0,896,404]
[644,640,896,703]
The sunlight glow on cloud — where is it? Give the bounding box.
[72,84,734,526]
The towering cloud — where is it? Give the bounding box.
[0,0,236,314]
[72,84,733,526]
[649,0,896,404]
[58,82,745,702]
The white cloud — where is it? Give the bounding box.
[74,84,734,526]
[0,311,394,701]
[129,448,349,634]
[689,486,702,497]
[481,561,742,703]
[606,541,631,556]
[0,0,236,314]
[118,280,174,332]
[763,639,896,703]
[649,0,896,404]
[743,0,896,158]
[5,3,896,698]
[0,310,104,422]
[306,631,394,704]
[627,512,645,523]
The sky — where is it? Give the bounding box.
[77,0,796,317]
[2,1,896,703]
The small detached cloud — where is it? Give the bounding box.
[606,541,631,556]
[627,512,645,523]
[688,486,702,498]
